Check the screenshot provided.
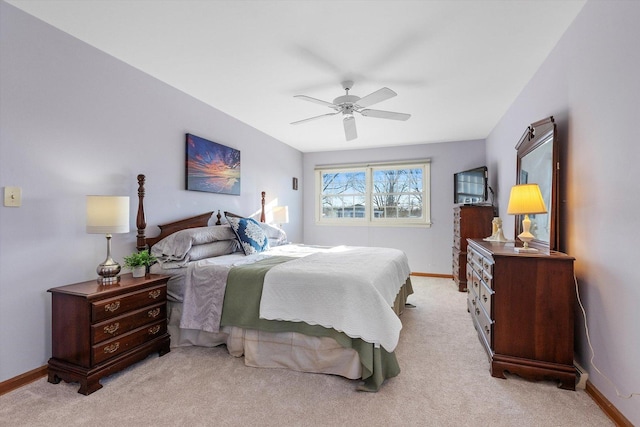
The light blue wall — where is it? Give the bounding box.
[6,1,637,423]
[0,2,302,382]
[487,1,640,423]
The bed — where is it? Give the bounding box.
[135,174,413,391]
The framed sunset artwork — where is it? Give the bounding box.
[186,133,240,195]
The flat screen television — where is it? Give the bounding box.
[454,166,488,204]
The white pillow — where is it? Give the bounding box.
[259,222,288,246]
[151,225,236,260]
[187,240,238,261]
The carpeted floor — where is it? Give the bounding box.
[0,277,613,426]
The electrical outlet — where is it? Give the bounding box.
[4,186,22,207]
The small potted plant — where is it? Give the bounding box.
[123,249,157,278]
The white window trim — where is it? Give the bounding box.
[315,160,431,227]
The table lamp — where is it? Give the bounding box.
[507,184,547,253]
[86,195,130,284]
[272,205,289,229]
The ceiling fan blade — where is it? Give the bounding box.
[356,87,397,108]
[293,94,337,109]
[360,109,411,121]
[343,116,357,141]
[291,112,339,125]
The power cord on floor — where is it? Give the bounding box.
[575,274,639,399]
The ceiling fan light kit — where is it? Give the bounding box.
[291,80,411,141]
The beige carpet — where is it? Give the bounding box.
[0,277,613,426]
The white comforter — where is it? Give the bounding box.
[259,245,411,352]
[179,245,411,352]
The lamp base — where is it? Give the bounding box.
[97,275,121,285]
[96,260,122,285]
[514,246,539,253]
[96,233,122,285]
[515,223,537,253]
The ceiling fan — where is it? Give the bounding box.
[291,81,411,141]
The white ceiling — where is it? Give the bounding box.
[7,0,586,152]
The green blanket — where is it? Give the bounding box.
[219,255,403,391]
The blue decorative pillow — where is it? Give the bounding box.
[226,216,270,255]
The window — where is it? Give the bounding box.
[316,160,430,227]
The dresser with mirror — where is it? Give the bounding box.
[467,117,577,389]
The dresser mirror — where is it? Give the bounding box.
[515,116,559,251]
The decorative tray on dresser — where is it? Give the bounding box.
[466,238,576,390]
[47,274,171,395]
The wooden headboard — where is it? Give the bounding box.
[135,174,265,250]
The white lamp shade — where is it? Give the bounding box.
[86,196,130,234]
[272,206,289,224]
[506,184,547,215]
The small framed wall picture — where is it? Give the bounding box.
[292,177,298,190]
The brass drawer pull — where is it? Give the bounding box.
[104,342,120,354]
[148,290,162,299]
[483,295,488,302]
[103,323,119,335]
[148,308,161,318]
[148,325,161,335]
[484,325,490,335]
[104,301,120,313]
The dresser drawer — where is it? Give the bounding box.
[468,247,494,288]
[479,280,494,316]
[468,251,483,274]
[482,269,493,289]
[481,256,494,275]
[469,269,481,297]
[468,290,479,314]
[467,291,477,316]
[92,302,166,344]
[476,304,493,349]
[92,319,167,365]
[452,250,459,271]
[92,286,166,322]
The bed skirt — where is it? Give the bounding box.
[166,278,413,389]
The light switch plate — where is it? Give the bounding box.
[4,186,22,207]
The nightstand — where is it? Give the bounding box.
[47,274,171,395]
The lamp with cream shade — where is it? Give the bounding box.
[507,184,547,253]
[272,205,289,229]
[86,195,130,284]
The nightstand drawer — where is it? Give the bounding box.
[92,286,166,322]
[92,319,167,365]
[92,302,166,343]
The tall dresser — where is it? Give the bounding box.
[452,205,494,292]
[466,239,576,390]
